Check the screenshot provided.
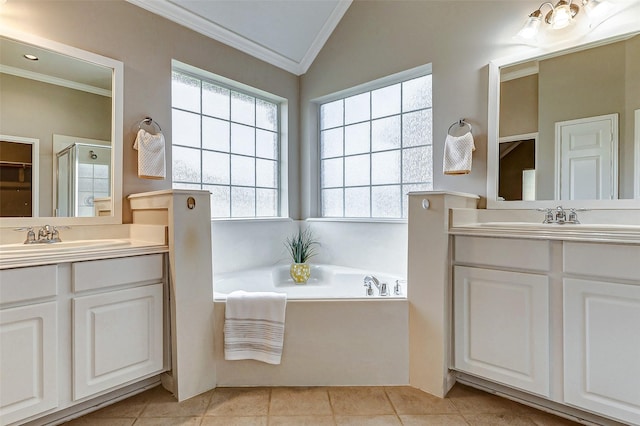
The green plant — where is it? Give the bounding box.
[285,227,319,263]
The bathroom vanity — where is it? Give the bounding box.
[0,233,169,426]
[449,215,640,425]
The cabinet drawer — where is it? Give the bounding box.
[455,236,550,272]
[73,254,163,292]
[564,242,640,283]
[0,265,57,305]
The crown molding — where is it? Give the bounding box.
[0,65,111,97]
[126,0,350,76]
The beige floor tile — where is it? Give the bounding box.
[64,418,135,425]
[329,387,395,416]
[399,414,470,425]
[447,385,530,414]
[205,388,270,417]
[269,415,336,425]
[270,387,332,416]
[132,417,202,426]
[463,413,537,426]
[140,389,212,418]
[334,415,402,425]
[200,416,268,426]
[88,388,160,418]
[385,386,458,415]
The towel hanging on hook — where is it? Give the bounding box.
[443,118,475,175]
[133,116,165,179]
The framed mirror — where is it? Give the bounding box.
[487,29,640,209]
[0,28,123,225]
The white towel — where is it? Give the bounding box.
[224,290,287,365]
[133,128,166,179]
[443,131,475,175]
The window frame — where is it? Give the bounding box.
[313,64,433,221]
[171,60,288,219]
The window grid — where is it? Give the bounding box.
[319,76,433,219]
[171,70,280,218]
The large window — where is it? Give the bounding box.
[319,72,433,219]
[171,69,281,218]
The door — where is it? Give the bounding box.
[454,266,550,397]
[564,278,640,425]
[0,302,58,425]
[555,114,618,200]
[73,284,163,400]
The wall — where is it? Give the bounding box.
[0,74,111,216]
[0,0,300,222]
[211,219,407,277]
[500,75,538,137]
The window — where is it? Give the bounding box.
[319,72,433,219]
[171,68,281,218]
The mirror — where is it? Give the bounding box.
[0,28,123,224]
[488,31,640,208]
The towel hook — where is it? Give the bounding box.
[447,118,472,136]
[137,116,162,133]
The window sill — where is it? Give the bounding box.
[210,217,294,223]
[305,217,408,224]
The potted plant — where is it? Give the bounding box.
[284,227,319,284]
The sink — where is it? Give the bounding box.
[471,222,640,233]
[0,239,130,255]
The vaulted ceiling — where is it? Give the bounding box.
[127,0,352,75]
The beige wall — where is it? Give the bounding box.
[624,35,640,199]
[1,0,299,222]
[0,74,111,216]
[500,75,538,138]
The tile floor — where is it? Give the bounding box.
[64,383,580,425]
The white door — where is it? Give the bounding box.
[0,302,58,425]
[555,114,618,200]
[454,266,550,397]
[73,284,164,401]
[564,278,640,425]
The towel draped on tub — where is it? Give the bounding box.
[224,290,287,365]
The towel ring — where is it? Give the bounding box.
[447,119,472,136]
[137,117,162,132]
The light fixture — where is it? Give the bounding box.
[23,53,38,61]
[516,0,612,41]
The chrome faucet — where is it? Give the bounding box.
[364,275,384,296]
[538,206,584,225]
[16,225,65,244]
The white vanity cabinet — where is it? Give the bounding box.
[72,255,165,401]
[563,243,640,425]
[0,252,167,426]
[0,266,59,425]
[453,237,551,397]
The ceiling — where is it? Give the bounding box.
[126,0,352,75]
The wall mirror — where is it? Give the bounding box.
[0,28,123,226]
[487,30,640,209]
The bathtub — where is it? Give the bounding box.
[212,264,409,387]
[214,264,405,300]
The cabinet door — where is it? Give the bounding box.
[73,284,163,400]
[564,278,640,425]
[0,302,57,425]
[454,266,550,397]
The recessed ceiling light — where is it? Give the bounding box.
[23,54,39,61]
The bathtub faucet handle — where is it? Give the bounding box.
[364,282,374,296]
[379,282,389,296]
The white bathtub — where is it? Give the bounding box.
[212,263,409,387]
[213,264,405,300]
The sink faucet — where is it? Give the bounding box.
[364,275,389,296]
[538,206,584,225]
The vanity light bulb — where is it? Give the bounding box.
[517,15,542,40]
[550,4,573,29]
